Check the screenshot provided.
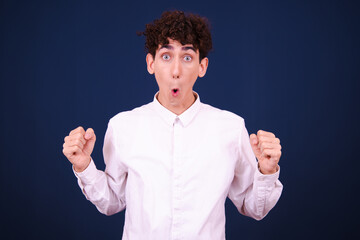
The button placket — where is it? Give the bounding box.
[171,117,183,240]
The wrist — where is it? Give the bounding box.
[73,158,91,173]
[258,164,279,175]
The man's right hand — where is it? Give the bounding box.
[63,126,96,172]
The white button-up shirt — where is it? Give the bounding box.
[74,93,283,240]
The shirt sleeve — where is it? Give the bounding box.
[227,120,283,220]
[73,119,127,216]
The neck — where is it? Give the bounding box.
[157,92,197,115]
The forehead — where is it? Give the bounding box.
[157,39,198,53]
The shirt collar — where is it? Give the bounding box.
[152,91,201,127]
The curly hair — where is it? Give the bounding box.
[138,10,212,60]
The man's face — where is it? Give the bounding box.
[146,38,208,114]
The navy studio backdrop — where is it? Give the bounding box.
[1,0,359,239]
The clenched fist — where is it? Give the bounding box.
[63,126,96,172]
[250,130,282,175]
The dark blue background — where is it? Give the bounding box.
[1,0,359,239]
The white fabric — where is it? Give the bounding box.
[74,93,283,240]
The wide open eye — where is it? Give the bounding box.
[162,54,170,60]
[184,55,192,61]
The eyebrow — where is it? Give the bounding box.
[159,45,197,53]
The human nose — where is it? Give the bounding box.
[171,57,181,79]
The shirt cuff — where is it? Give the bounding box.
[254,165,280,185]
[72,158,100,185]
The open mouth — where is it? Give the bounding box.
[171,88,179,96]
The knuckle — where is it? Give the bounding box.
[63,148,69,156]
[75,132,83,139]
[70,126,84,135]
[260,143,267,150]
[78,126,85,133]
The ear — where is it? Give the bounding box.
[198,57,209,78]
[146,53,155,74]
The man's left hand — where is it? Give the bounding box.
[250,130,282,175]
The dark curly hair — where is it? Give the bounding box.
[138,10,212,61]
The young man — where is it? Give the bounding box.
[63,10,283,240]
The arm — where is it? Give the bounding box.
[228,122,283,220]
[63,124,127,216]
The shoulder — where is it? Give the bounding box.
[108,102,154,127]
[197,103,248,144]
[199,103,245,126]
